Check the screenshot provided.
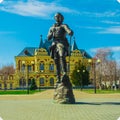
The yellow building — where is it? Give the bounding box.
[0,74,15,90]
[0,36,91,90]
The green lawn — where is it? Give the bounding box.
[0,90,42,95]
[81,89,120,94]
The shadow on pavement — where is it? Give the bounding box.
[75,102,120,105]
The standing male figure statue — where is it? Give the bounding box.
[47,12,73,83]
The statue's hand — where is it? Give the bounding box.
[69,31,73,36]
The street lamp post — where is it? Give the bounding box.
[88,58,101,94]
[77,69,81,90]
[93,62,96,93]
[82,70,85,91]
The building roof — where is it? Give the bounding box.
[17,37,92,58]
[71,38,78,51]
[79,49,92,59]
[17,47,36,57]
[39,35,44,48]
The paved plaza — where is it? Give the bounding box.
[0,90,120,120]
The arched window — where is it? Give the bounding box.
[18,60,21,71]
[50,78,54,86]
[21,64,25,72]
[4,83,7,90]
[49,64,54,71]
[40,78,44,86]
[39,63,44,71]
[10,83,12,89]
[19,78,26,88]
[32,64,35,71]
[10,76,13,80]
[28,65,32,72]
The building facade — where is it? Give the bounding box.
[0,37,91,90]
[0,74,15,90]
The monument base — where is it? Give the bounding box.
[53,75,75,104]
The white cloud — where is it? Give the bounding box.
[77,25,120,34]
[110,46,120,51]
[77,26,103,30]
[90,46,120,53]
[0,0,3,4]
[90,47,109,53]
[98,26,120,34]
[101,20,120,25]
[89,46,120,62]
[1,0,118,19]
[0,0,78,18]
[80,10,120,18]
[76,25,120,34]
[94,11,117,17]
[117,0,120,3]
[0,0,118,19]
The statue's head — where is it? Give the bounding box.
[54,12,64,24]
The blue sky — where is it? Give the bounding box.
[0,0,120,67]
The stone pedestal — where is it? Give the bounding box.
[53,75,75,104]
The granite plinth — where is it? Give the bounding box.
[53,75,75,104]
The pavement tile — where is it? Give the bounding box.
[0,90,120,120]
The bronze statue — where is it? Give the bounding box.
[47,12,75,104]
[47,12,73,83]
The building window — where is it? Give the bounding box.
[18,60,21,71]
[49,64,54,71]
[32,64,35,71]
[39,63,44,71]
[40,78,44,86]
[28,79,32,86]
[8,76,13,80]
[19,78,26,88]
[50,78,54,86]
[21,64,25,72]
[11,76,13,80]
[4,83,7,90]
[28,65,32,72]
[4,74,8,81]
[10,83,12,89]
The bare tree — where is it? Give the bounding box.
[0,65,15,74]
[94,48,117,90]
[0,64,15,90]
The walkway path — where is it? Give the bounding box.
[0,90,120,120]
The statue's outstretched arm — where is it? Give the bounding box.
[63,24,74,36]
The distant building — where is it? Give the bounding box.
[0,36,91,89]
